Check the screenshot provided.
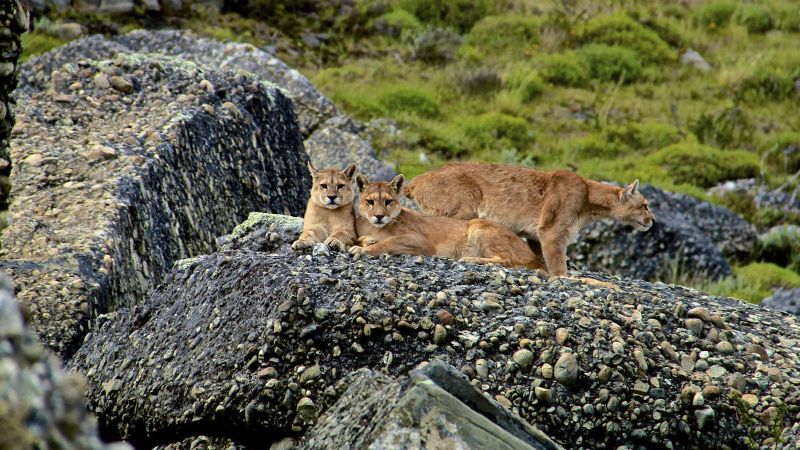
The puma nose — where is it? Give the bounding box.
[327,195,337,202]
[375,214,385,221]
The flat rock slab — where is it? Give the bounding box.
[570,185,757,281]
[3,54,309,358]
[70,214,800,449]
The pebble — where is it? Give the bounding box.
[110,75,134,93]
[542,363,554,379]
[555,328,569,345]
[94,73,110,89]
[688,307,711,322]
[716,341,734,355]
[513,349,534,369]
[685,318,704,337]
[694,406,715,430]
[554,353,577,385]
[433,324,447,345]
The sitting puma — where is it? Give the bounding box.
[292,162,357,252]
[403,162,655,276]
[350,174,544,270]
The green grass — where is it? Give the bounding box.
[21,30,66,62]
[706,262,800,303]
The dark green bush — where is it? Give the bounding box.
[377,86,441,118]
[454,67,503,95]
[407,26,462,64]
[765,132,800,174]
[576,44,644,83]
[735,55,800,101]
[539,53,589,87]
[578,13,675,64]
[464,14,542,56]
[606,121,682,153]
[646,144,760,188]
[374,8,422,36]
[463,112,532,149]
[398,0,495,33]
[777,6,800,32]
[694,0,737,29]
[519,72,545,102]
[758,225,800,273]
[735,4,775,34]
[689,105,755,149]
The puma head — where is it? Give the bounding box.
[307,161,357,209]
[614,179,655,231]
[355,174,403,228]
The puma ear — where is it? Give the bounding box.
[342,163,357,180]
[355,174,369,192]
[389,174,405,193]
[620,179,639,200]
[307,161,319,177]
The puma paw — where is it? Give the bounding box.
[324,236,346,252]
[356,236,378,247]
[291,238,315,251]
[349,245,368,257]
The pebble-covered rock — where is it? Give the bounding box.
[69,214,800,449]
[4,50,309,358]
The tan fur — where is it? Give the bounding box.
[350,174,545,271]
[292,162,358,252]
[403,162,655,276]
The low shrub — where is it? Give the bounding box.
[576,44,644,83]
[605,122,682,154]
[758,225,800,273]
[454,67,503,95]
[463,111,532,149]
[503,65,545,102]
[539,53,589,87]
[578,13,675,64]
[464,14,542,56]
[398,0,495,33]
[377,85,441,118]
[734,4,775,34]
[689,105,755,150]
[777,6,800,32]
[646,144,760,188]
[733,55,800,102]
[407,26,462,64]
[694,0,738,29]
[707,262,800,303]
[374,8,422,36]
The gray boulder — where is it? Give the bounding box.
[761,289,800,315]
[4,53,309,358]
[0,273,127,450]
[69,213,800,449]
[570,185,757,281]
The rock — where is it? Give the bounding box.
[69,214,800,448]
[687,307,711,322]
[761,288,800,316]
[685,318,704,337]
[0,274,125,450]
[50,22,85,40]
[108,75,133,93]
[6,53,308,358]
[741,394,759,407]
[694,407,715,430]
[554,353,578,386]
[569,185,756,281]
[716,341,734,355]
[706,365,727,378]
[709,179,800,226]
[433,324,447,345]
[298,363,559,450]
[681,48,711,72]
[513,349,534,369]
[555,327,569,345]
[436,309,455,325]
[659,341,679,363]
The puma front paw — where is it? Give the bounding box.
[324,236,346,252]
[291,238,315,251]
[356,236,377,247]
[349,245,368,258]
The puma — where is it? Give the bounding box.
[350,174,544,271]
[403,162,655,276]
[292,162,357,252]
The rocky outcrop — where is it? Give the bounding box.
[300,363,561,450]
[0,273,126,450]
[3,53,309,358]
[19,30,396,178]
[0,0,28,211]
[70,213,800,449]
[761,289,800,316]
[570,185,757,281]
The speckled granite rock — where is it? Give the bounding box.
[18,30,394,179]
[761,289,800,316]
[3,54,309,358]
[70,213,800,449]
[0,273,128,450]
[570,185,757,281]
[299,362,561,450]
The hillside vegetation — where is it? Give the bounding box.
[20,0,800,302]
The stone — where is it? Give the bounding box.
[554,353,578,386]
[741,394,758,407]
[660,341,679,363]
[555,327,569,345]
[632,380,650,395]
[433,324,447,345]
[109,75,133,93]
[685,318,704,337]
[688,307,711,322]
[694,407,715,430]
[706,365,727,378]
[716,341,734,355]
[534,386,552,403]
[512,349,534,369]
[541,363,554,379]
[681,48,712,72]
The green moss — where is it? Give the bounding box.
[463,112,532,149]
[764,132,800,174]
[464,14,542,56]
[578,13,675,64]
[20,30,66,62]
[576,44,644,83]
[398,0,495,33]
[377,85,441,118]
[733,53,800,102]
[646,144,760,188]
[694,0,738,29]
[605,121,682,154]
[539,54,589,87]
[734,4,775,34]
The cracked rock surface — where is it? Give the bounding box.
[70,213,800,449]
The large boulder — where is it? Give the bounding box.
[19,30,396,178]
[569,185,757,281]
[3,53,309,358]
[0,273,125,450]
[69,213,800,449]
[761,289,800,316]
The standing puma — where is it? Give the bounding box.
[292,162,357,252]
[403,162,655,276]
[350,174,545,271]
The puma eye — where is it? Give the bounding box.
[320,184,327,189]
[337,184,345,189]
[385,199,393,206]
[366,199,374,206]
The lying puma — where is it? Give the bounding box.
[292,162,357,252]
[350,174,544,271]
[404,162,655,276]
